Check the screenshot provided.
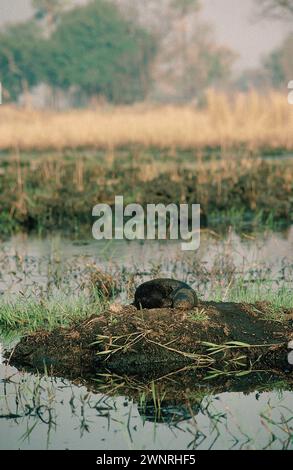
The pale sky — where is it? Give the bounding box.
[0,0,291,71]
[201,0,292,70]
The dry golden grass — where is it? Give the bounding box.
[0,90,293,151]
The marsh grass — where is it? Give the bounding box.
[0,270,291,331]
[0,147,292,236]
[0,282,290,333]
[210,280,293,319]
[0,292,107,331]
[1,91,293,151]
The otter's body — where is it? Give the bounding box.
[134,278,198,310]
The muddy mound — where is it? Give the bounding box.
[7,301,293,379]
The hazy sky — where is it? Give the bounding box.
[0,0,291,71]
[201,0,291,70]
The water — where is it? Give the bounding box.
[0,228,292,449]
[0,227,292,297]
[0,362,292,450]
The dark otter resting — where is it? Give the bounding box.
[134,278,198,310]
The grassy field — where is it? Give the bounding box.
[0,91,293,151]
[0,89,292,236]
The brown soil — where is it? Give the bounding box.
[7,301,293,380]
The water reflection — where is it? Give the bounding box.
[0,360,292,450]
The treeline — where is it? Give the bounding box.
[0,0,292,105]
[0,0,237,105]
[0,0,156,104]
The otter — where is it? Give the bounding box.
[134,278,198,310]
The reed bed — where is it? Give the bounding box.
[0,91,293,151]
[0,149,291,235]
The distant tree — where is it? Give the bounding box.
[149,2,235,101]
[0,21,45,102]
[112,0,236,102]
[32,0,69,34]
[257,0,293,20]
[170,0,200,15]
[234,69,270,92]
[263,51,285,88]
[169,0,201,84]
[45,0,156,103]
[263,33,293,87]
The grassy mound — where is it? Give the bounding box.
[8,301,293,378]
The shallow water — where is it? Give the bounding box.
[0,362,292,450]
[0,228,292,449]
[0,227,292,297]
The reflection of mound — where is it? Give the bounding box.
[138,402,202,424]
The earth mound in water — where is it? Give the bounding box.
[7,301,293,378]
